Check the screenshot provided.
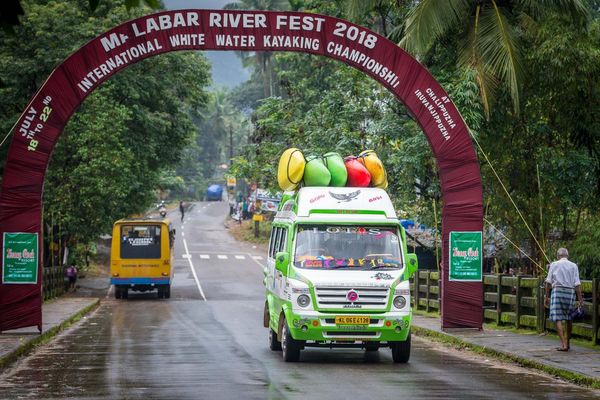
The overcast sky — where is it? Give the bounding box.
[162,0,251,88]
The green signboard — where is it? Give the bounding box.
[449,231,482,281]
[2,232,39,284]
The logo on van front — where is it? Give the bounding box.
[329,190,360,203]
[346,289,359,302]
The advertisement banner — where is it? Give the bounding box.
[2,232,39,284]
[449,231,482,281]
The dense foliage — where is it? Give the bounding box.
[230,0,600,278]
[0,0,212,263]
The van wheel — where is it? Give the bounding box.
[114,286,121,299]
[164,284,171,299]
[390,332,411,363]
[269,328,282,351]
[121,286,129,300]
[281,318,301,362]
[157,286,164,299]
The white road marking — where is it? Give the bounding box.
[183,238,207,301]
[182,254,191,259]
[199,254,210,259]
[217,255,228,259]
[247,253,266,268]
[235,255,246,260]
[181,231,185,237]
[106,284,114,299]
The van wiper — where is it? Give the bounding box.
[369,263,402,270]
[324,264,351,270]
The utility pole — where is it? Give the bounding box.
[229,125,233,166]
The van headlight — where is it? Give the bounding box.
[393,296,407,309]
[297,294,311,308]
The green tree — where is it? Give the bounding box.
[398,0,589,118]
[0,0,211,259]
[224,0,289,97]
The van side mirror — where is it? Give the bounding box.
[275,251,289,276]
[406,253,418,278]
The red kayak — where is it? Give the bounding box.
[344,156,371,187]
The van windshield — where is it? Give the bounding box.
[294,225,403,270]
[120,224,162,259]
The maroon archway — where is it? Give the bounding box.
[0,10,483,332]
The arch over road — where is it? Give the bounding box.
[0,10,483,332]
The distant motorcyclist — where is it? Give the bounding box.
[159,204,167,218]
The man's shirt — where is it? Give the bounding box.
[545,258,581,288]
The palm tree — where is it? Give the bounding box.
[346,0,395,36]
[397,0,589,118]
[224,0,290,97]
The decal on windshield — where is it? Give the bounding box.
[300,257,400,269]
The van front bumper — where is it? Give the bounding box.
[283,309,411,342]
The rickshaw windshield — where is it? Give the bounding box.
[294,225,403,270]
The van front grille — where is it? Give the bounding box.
[315,286,389,310]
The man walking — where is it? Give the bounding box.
[544,248,583,351]
[179,201,185,222]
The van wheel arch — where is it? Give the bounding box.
[277,310,286,337]
[263,300,270,328]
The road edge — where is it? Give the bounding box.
[411,324,600,389]
[0,298,100,371]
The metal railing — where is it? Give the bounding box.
[410,271,599,344]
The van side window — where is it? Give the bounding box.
[278,228,288,253]
[270,227,281,259]
[268,228,275,259]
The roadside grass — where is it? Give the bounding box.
[0,299,100,371]
[226,217,271,246]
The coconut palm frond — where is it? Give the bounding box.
[517,0,590,25]
[478,2,523,116]
[457,5,498,119]
[554,0,591,25]
[517,12,539,35]
[399,0,470,56]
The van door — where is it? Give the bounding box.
[273,226,288,297]
[267,227,278,291]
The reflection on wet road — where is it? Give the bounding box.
[0,202,598,399]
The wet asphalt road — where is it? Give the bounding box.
[1,202,599,399]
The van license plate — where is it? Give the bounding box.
[335,316,370,325]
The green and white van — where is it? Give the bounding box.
[263,187,418,362]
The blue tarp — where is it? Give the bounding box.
[400,219,415,229]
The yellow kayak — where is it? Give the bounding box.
[358,150,388,189]
[278,148,306,191]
